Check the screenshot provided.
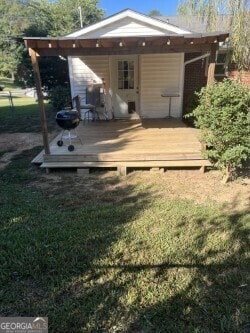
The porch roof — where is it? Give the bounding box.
[24,33,229,56]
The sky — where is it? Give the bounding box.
[98,0,180,17]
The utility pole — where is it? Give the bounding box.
[78,6,83,28]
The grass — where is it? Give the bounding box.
[0,76,26,91]
[0,85,249,332]
[0,148,249,333]
[0,94,55,133]
[0,76,23,91]
[0,76,55,133]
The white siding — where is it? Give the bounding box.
[67,9,191,38]
[68,53,184,118]
[68,56,109,103]
[140,54,183,118]
[80,18,169,38]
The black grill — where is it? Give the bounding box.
[55,110,81,152]
[56,110,80,130]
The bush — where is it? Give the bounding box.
[47,85,71,110]
[187,79,250,179]
[182,92,200,126]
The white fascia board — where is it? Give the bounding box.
[67,9,191,37]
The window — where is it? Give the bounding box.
[215,51,228,76]
[205,50,228,77]
[118,61,134,89]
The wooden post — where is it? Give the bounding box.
[207,43,217,85]
[29,48,50,154]
[117,166,127,176]
[8,91,15,115]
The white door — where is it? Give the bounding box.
[111,56,139,118]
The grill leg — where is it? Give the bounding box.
[68,131,72,145]
[61,130,65,141]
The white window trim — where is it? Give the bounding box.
[205,49,229,77]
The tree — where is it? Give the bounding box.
[0,0,29,77]
[0,0,104,80]
[13,0,104,87]
[178,0,250,70]
[188,79,250,181]
[26,0,104,37]
[148,9,162,16]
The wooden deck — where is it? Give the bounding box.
[32,119,211,173]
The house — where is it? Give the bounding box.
[65,9,231,119]
[66,10,249,119]
[24,9,230,173]
[66,9,193,119]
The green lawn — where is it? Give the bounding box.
[0,94,55,133]
[0,76,55,133]
[0,85,249,332]
[0,76,23,91]
[0,148,249,333]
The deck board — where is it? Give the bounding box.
[33,119,211,169]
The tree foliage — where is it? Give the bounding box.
[188,79,250,178]
[178,0,250,70]
[26,0,104,37]
[0,0,104,81]
[148,10,162,16]
[0,0,29,77]
[47,85,71,110]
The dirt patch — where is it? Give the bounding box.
[0,132,55,171]
[0,132,249,213]
[132,169,250,212]
[32,168,249,213]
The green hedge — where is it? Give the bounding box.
[187,79,250,178]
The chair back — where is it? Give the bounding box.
[72,95,81,114]
[86,86,101,106]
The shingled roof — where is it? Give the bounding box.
[154,15,232,33]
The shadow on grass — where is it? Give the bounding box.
[0,149,249,332]
[126,208,250,333]
[0,148,151,331]
[0,103,56,133]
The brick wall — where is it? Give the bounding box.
[227,65,250,85]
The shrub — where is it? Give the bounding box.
[182,91,200,126]
[47,85,71,110]
[187,79,250,180]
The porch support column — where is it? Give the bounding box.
[29,48,50,154]
[207,43,217,85]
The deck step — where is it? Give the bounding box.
[43,153,206,163]
[31,150,44,164]
[41,159,211,169]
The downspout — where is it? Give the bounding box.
[184,52,210,66]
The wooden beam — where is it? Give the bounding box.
[207,43,218,85]
[29,48,50,155]
[34,44,212,57]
